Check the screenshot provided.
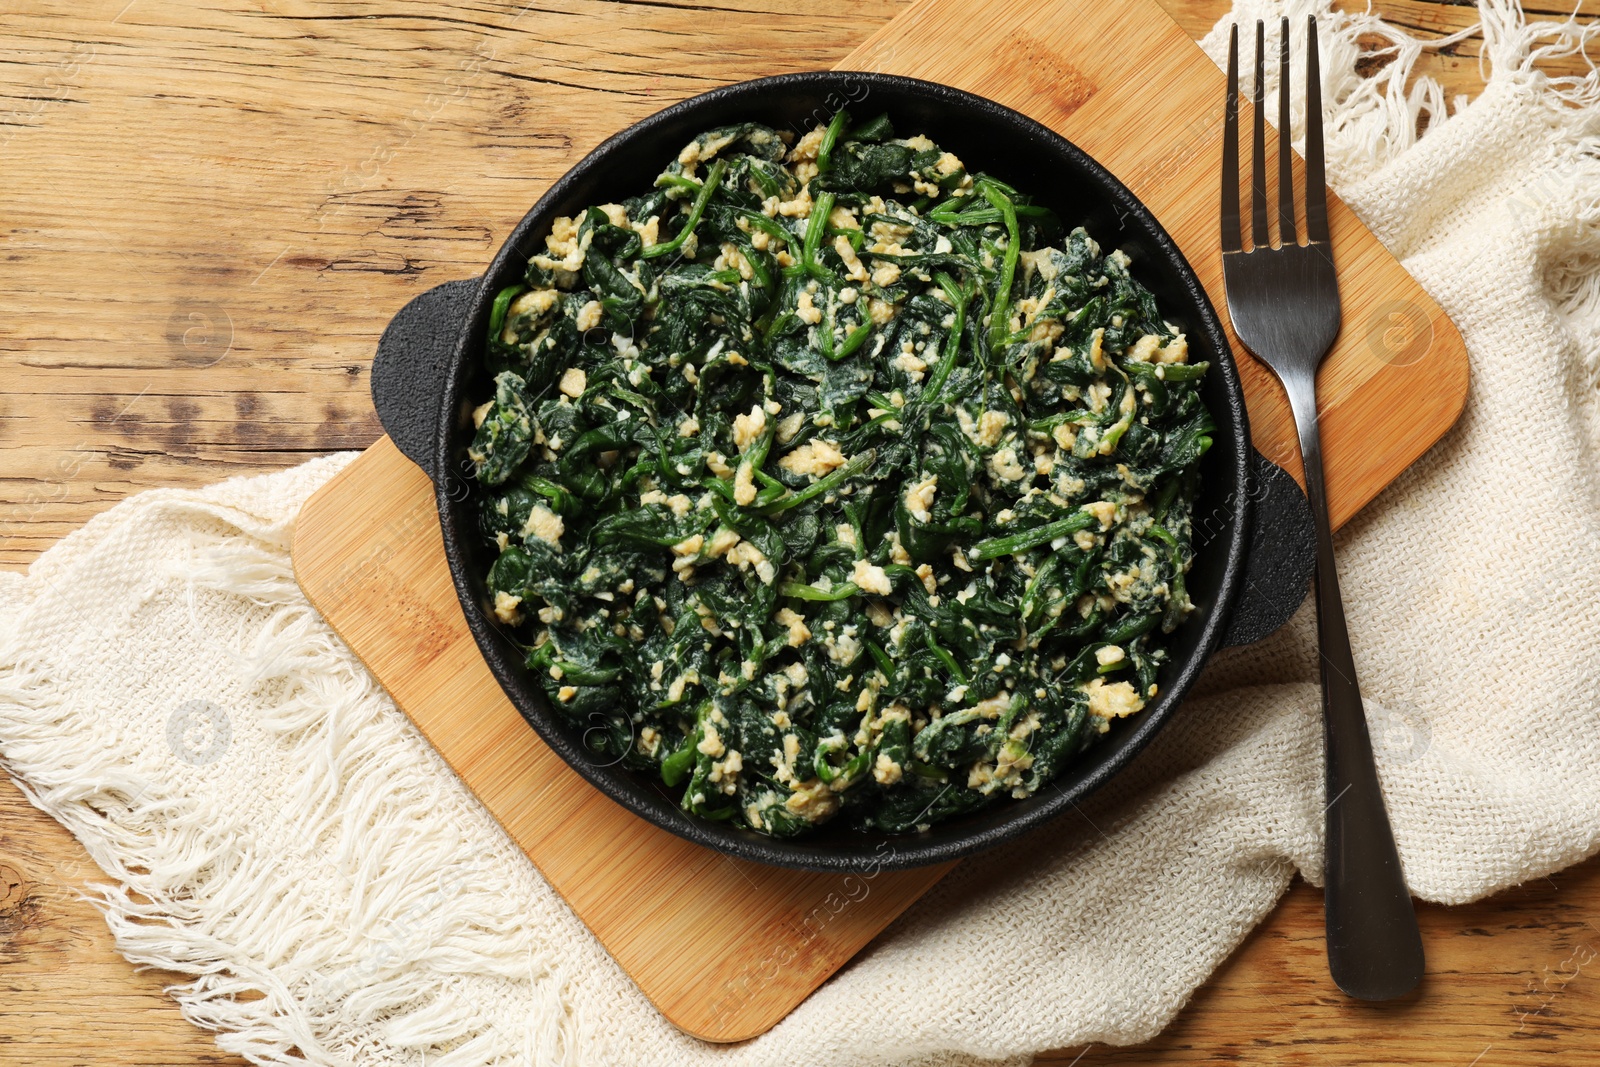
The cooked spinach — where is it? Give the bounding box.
[467,114,1212,836]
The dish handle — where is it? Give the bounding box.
[370,277,479,484]
[370,280,1313,647]
[1221,451,1313,647]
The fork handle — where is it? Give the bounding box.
[1281,369,1425,1001]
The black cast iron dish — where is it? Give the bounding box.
[369,71,1315,873]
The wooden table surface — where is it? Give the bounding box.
[2,1,1597,1063]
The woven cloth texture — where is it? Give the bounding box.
[3,1,1599,1062]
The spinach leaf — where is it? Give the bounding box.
[462,117,1214,838]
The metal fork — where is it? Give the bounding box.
[1220,16,1425,1001]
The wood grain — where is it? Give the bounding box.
[291,437,952,1042]
[0,0,913,571]
[2,0,1597,1063]
[0,779,254,1066]
[1041,861,1600,1066]
[15,0,1600,573]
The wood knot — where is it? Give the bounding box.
[0,863,26,911]
[1004,32,1097,127]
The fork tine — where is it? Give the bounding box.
[1221,22,1241,254]
[1304,14,1330,243]
[1277,17,1297,245]
[1250,20,1269,249]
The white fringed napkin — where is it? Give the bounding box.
[4,1,1599,1063]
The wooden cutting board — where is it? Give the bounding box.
[292,0,1468,1043]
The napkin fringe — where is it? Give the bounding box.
[1476,1,1600,375]
[0,481,584,1067]
[1205,0,1598,166]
